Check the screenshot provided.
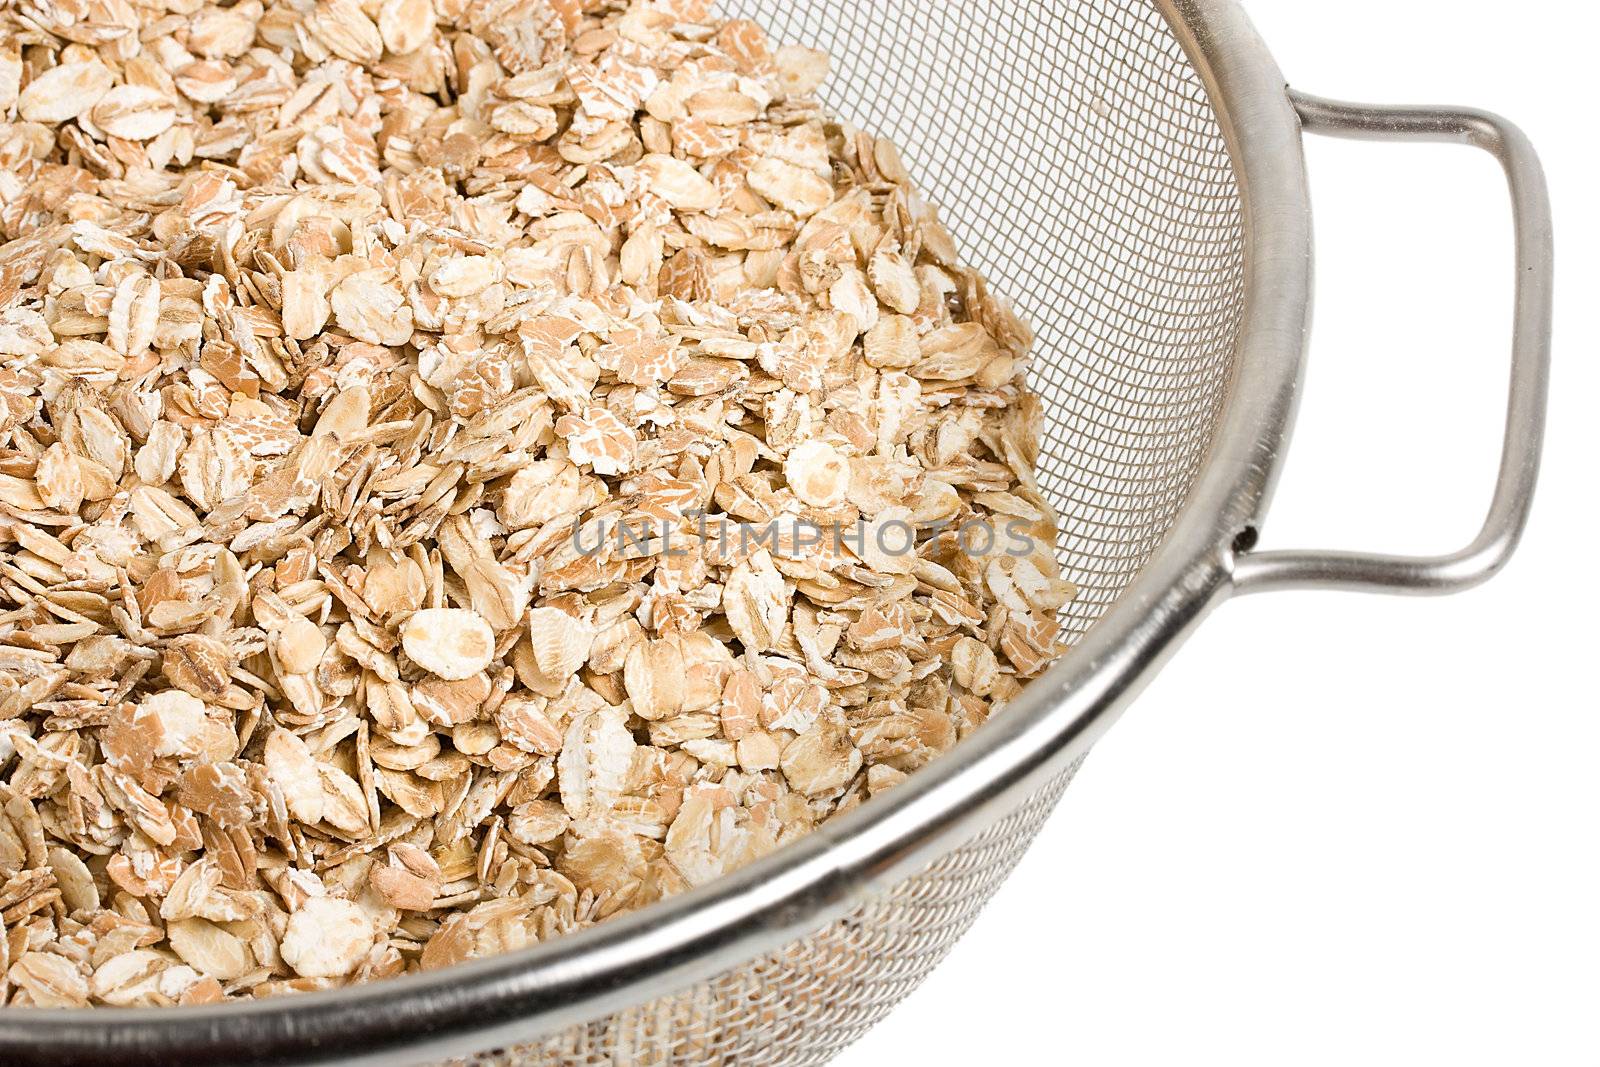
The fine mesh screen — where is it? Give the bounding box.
[727,0,1247,639]
[458,1,1243,1063]
[470,761,1082,1067]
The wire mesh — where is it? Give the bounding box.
[464,760,1083,1067]
[457,0,1243,1062]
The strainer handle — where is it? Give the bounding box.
[1231,92,1553,596]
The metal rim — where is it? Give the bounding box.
[0,2,1313,1063]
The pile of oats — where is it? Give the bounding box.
[0,0,1075,1007]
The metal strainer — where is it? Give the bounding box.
[1,0,1551,1063]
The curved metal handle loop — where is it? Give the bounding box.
[1232,92,1554,596]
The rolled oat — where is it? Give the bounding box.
[0,0,1074,1005]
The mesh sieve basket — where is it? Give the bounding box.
[0,0,1551,1064]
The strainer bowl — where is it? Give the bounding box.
[0,0,1550,1063]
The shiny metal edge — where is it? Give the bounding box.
[0,2,1313,1063]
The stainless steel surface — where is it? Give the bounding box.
[471,760,1085,1067]
[1231,93,1554,596]
[0,2,1551,1065]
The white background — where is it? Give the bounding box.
[839,3,1598,1064]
